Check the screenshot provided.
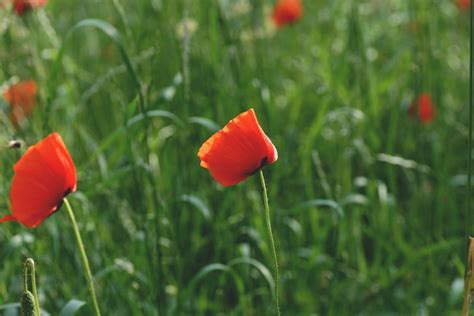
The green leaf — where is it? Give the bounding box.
[45,18,145,131]
[128,110,183,127]
[292,199,344,219]
[188,116,219,132]
[179,194,211,220]
[0,303,20,311]
[59,299,86,316]
[228,257,275,296]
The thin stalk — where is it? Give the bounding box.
[63,198,101,316]
[464,238,474,316]
[463,1,474,314]
[24,258,41,316]
[469,0,473,238]
[463,285,470,316]
[259,170,281,316]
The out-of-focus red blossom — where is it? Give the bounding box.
[408,93,436,124]
[3,80,37,126]
[272,0,303,28]
[0,133,77,228]
[198,108,278,186]
[457,0,470,11]
[0,0,47,15]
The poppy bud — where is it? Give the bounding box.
[20,290,36,316]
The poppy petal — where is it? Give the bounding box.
[3,80,37,126]
[272,0,303,27]
[2,132,77,228]
[12,0,47,15]
[457,0,470,11]
[0,215,16,223]
[10,155,67,227]
[198,108,277,186]
[417,93,435,124]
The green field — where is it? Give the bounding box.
[0,0,472,315]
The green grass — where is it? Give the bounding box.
[0,0,471,314]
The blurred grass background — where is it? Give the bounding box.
[0,0,471,314]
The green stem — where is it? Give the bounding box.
[464,0,474,314]
[463,268,471,315]
[469,0,473,239]
[63,198,101,316]
[463,238,474,316]
[24,258,41,316]
[259,169,281,316]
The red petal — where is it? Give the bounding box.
[272,0,303,27]
[0,215,16,223]
[418,93,435,124]
[12,0,46,15]
[4,132,77,228]
[3,80,37,126]
[198,109,277,186]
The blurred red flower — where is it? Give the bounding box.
[457,0,470,11]
[0,133,77,228]
[272,0,303,28]
[3,80,37,126]
[408,93,436,124]
[198,108,278,186]
[0,0,47,15]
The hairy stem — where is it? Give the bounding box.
[259,169,281,316]
[64,198,101,316]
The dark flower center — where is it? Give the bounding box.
[248,156,269,176]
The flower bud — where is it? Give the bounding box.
[20,290,36,316]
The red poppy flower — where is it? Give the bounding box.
[272,0,303,28]
[3,80,37,126]
[0,133,77,228]
[408,93,435,124]
[11,0,46,15]
[457,0,470,11]
[198,108,278,186]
